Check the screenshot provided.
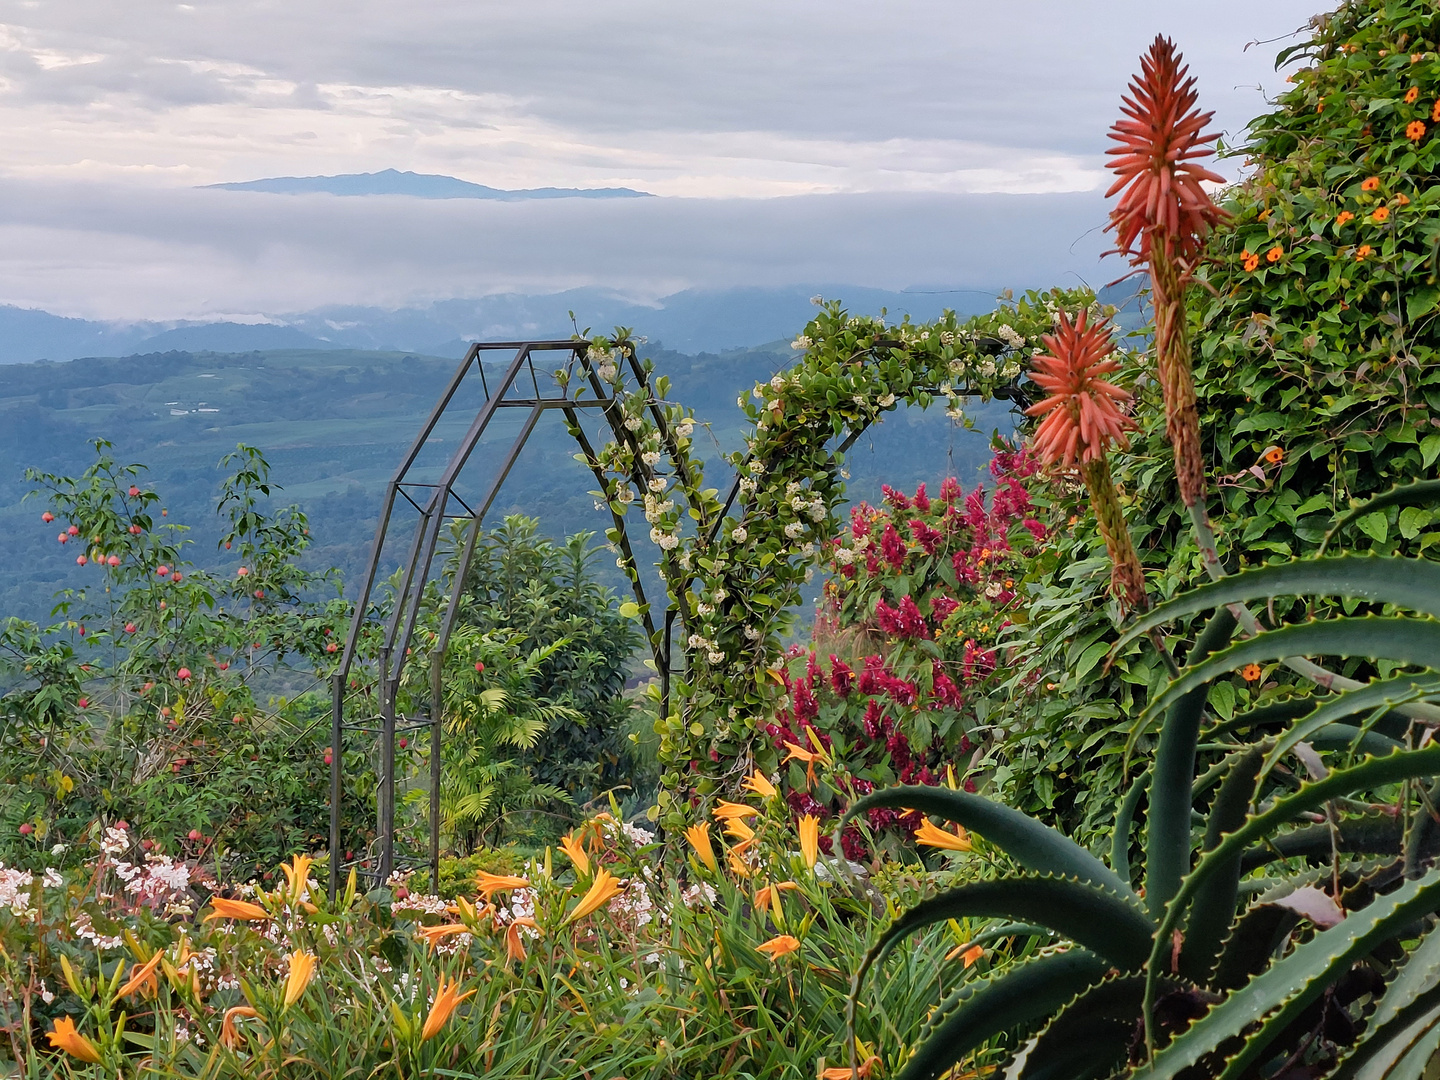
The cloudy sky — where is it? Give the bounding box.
[0,0,1321,320]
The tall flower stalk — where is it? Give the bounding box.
[1105,35,1229,576]
[1026,309,1148,613]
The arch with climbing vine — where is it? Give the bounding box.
[568,287,1109,828]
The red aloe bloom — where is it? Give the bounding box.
[1025,309,1134,467]
[1106,35,1228,265]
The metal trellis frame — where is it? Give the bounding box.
[328,340,675,899]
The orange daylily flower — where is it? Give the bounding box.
[418,923,471,949]
[202,896,271,922]
[220,1005,260,1049]
[475,872,530,901]
[1242,663,1263,682]
[915,819,973,852]
[559,832,590,877]
[563,867,623,925]
[742,770,777,798]
[46,1017,102,1064]
[756,933,801,959]
[820,1056,881,1080]
[283,950,316,1009]
[798,815,820,869]
[505,917,538,962]
[712,800,759,821]
[117,950,165,999]
[685,822,718,872]
[421,977,476,1042]
[724,817,756,843]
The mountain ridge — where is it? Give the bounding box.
[202,169,653,201]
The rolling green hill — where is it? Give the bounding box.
[0,344,1015,624]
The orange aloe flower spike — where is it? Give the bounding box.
[1025,309,1134,468]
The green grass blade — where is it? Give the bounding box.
[1135,864,1440,1079]
[893,950,1111,1080]
[1113,557,1440,653]
[842,786,1129,894]
[1146,609,1237,919]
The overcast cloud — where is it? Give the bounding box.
[0,0,1323,320]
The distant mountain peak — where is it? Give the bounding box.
[201,169,653,201]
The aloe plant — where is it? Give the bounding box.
[846,485,1440,1079]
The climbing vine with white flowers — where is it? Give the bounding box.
[566,288,1101,829]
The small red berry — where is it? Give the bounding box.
[77,697,89,708]
[142,682,154,693]
[124,622,136,633]
[156,565,169,576]
[324,627,332,635]
[161,509,167,516]
[188,828,201,841]
[254,589,264,598]
[41,511,53,523]
[225,541,231,549]
[128,486,140,497]
[116,820,128,830]
[399,737,407,749]
[326,642,337,653]
[475,662,485,673]
[67,525,78,536]
[76,555,87,565]
[323,753,333,765]
[237,566,249,577]
[107,555,120,567]
[177,667,191,680]
[172,572,182,582]
[58,532,67,543]
[219,661,230,670]
[18,823,32,836]
[233,714,244,723]
[77,625,85,635]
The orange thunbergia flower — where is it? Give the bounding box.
[505,917,538,963]
[1362,176,1381,192]
[475,872,530,901]
[1357,244,1373,260]
[1406,86,1421,104]
[46,1017,102,1064]
[559,832,590,877]
[1242,663,1263,682]
[1263,447,1284,465]
[117,950,165,999]
[418,923,471,949]
[421,977,476,1042]
[1241,250,1260,271]
[220,1006,260,1050]
[203,896,271,922]
[742,770,777,798]
[1025,311,1133,468]
[712,799,759,821]
[685,823,718,871]
[1373,205,1391,223]
[915,819,973,852]
[1433,100,1440,122]
[1408,120,1427,141]
[798,815,820,868]
[756,934,801,959]
[1266,245,1284,263]
[1027,309,1147,610]
[283,951,316,1009]
[563,867,623,925]
[1395,193,1411,206]
[1336,211,1355,227]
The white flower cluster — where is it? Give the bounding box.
[114,854,193,912]
[72,911,123,949]
[641,450,662,467]
[675,419,694,438]
[643,494,675,524]
[100,825,129,856]
[649,526,680,551]
[647,476,668,493]
[996,323,1026,349]
[0,865,35,917]
[730,526,748,543]
[623,416,643,431]
[738,477,758,495]
[770,374,788,390]
[791,335,813,351]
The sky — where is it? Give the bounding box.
[0,0,1324,321]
